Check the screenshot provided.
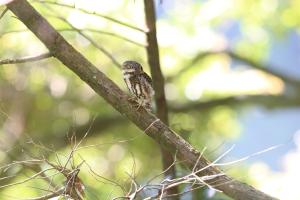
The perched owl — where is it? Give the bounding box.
[122,61,154,111]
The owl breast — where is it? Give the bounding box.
[122,70,154,111]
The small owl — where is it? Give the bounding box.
[122,61,154,111]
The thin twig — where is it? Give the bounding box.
[143,118,160,133]
[1,29,145,47]
[0,168,55,189]
[147,151,178,184]
[0,7,9,19]
[35,0,145,33]
[6,1,277,199]
[61,28,145,47]
[27,187,64,200]
[53,15,122,69]
[0,52,52,65]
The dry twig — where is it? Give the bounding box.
[0,52,52,65]
[35,0,145,33]
[5,1,277,199]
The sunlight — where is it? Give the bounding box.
[199,0,234,22]
[67,10,87,29]
[185,60,284,100]
[49,74,68,97]
[162,54,177,69]
[1,0,299,199]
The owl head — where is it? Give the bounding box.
[122,60,143,74]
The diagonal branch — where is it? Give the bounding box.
[0,7,9,19]
[143,0,178,198]
[7,1,277,199]
[225,50,300,88]
[168,50,300,89]
[171,94,300,113]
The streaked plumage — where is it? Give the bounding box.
[122,61,154,111]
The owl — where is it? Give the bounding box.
[122,61,154,111]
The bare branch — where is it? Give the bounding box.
[0,7,8,19]
[6,1,277,199]
[171,94,300,113]
[167,50,300,88]
[1,28,145,47]
[0,52,52,65]
[78,31,122,69]
[27,188,64,200]
[0,167,55,189]
[225,50,300,88]
[54,15,122,69]
[61,28,145,47]
[36,0,145,33]
[118,144,281,199]
[143,0,178,197]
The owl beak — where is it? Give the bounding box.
[122,61,130,69]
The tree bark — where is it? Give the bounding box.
[7,1,277,199]
[143,0,178,198]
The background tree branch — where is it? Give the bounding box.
[171,94,300,113]
[168,50,300,89]
[0,52,52,65]
[37,0,145,33]
[6,0,277,199]
[143,0,178,197]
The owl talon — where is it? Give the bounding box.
[135,103,143,111]
[128,96,138,102]
[127,97,142,110]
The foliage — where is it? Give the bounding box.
[1,0,300,199]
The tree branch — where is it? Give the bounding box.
[0,7,8,19]
[168,50,300,89]
[143,0,178,197]
[225,50,300,88]
[54,15,122,68]
[18,94,300,151]
[60,28,145,47]
[0,52,52,65]
[171,94,300,113]
[1,28,145,47]
[28,188,64,200]
[37,0,145,33]
[7,1,277,199]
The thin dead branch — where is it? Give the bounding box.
[28,188,65,200]
[0,7,8,19]
[1,28,145,47]
[35,0,145,33]
[6,1,277,199]
[43,8,122,69]
[116,144,281,200]
[0,52,52,65]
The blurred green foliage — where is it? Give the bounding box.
[0,0,299,199]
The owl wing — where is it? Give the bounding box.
[141,72,152,86]
[141,72,155,96]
